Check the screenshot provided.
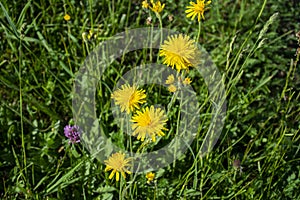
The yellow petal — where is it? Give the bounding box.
[116,172,120,181]
[109,170,115,179]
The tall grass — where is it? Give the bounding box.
[0,0,299,199]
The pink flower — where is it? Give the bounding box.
[64,125,81,144]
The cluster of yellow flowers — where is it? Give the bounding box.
[165,74,192,92]
[142,0,211,21]
[104,152,156,182]
[104,151,156,183]
[159,33,196,92]
[103,0,212,183]
[142,0,165,13]
[111,84,168,142]
[145,0,212,91]
[158,0,211,71]
[107,84,168,181]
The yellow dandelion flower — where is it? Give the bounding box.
[183,77,192,85]
[131,106,168,142]
[104,152,132,181]
[165,74,175,84]
[160,34,197,72]
[146,172,155,184]
[168,84,177,92]
[150,0,165,13]
[142,0,149,9]
[185,0,211,22]
[111,84,147,114]
[64,14,71,21]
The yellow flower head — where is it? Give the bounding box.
[183,77,192,85]
[131,106,168,142]
[150,0,165,13]
[64,14,71,21]
[104,152,132,181]
[142,0,165,14]
[168,84,177,92]
[165,74,175,84]
[111,84,146,114]
[185,0,211,22]
[146,172,155,184]
[160,34,197,72]
[142,0,149,8]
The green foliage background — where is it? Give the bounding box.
[0,0,299,199]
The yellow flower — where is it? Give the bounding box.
[111,84,146,114]
[131,106,168,142]
[185,0,211,22]
[142,0,149,8]
[64,14,71,21]
[182,77,192,85]
[165,74,175,84]
[150,0,165,13]
[146,172,155,184]
[168,84,177,92]
[160,34,197,72]
[104,152,132,181]
[142,0,165,14]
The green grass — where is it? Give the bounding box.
[1,0,300,199]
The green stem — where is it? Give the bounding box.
[196,21,201,43]
[119,177,123,200]
[18,37,27,179]
[127,114,133,197]
[157,12,163,63]
[158,14,163,44]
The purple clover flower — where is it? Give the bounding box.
[64,125,81,144]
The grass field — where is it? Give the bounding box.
[1,0,300,199]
